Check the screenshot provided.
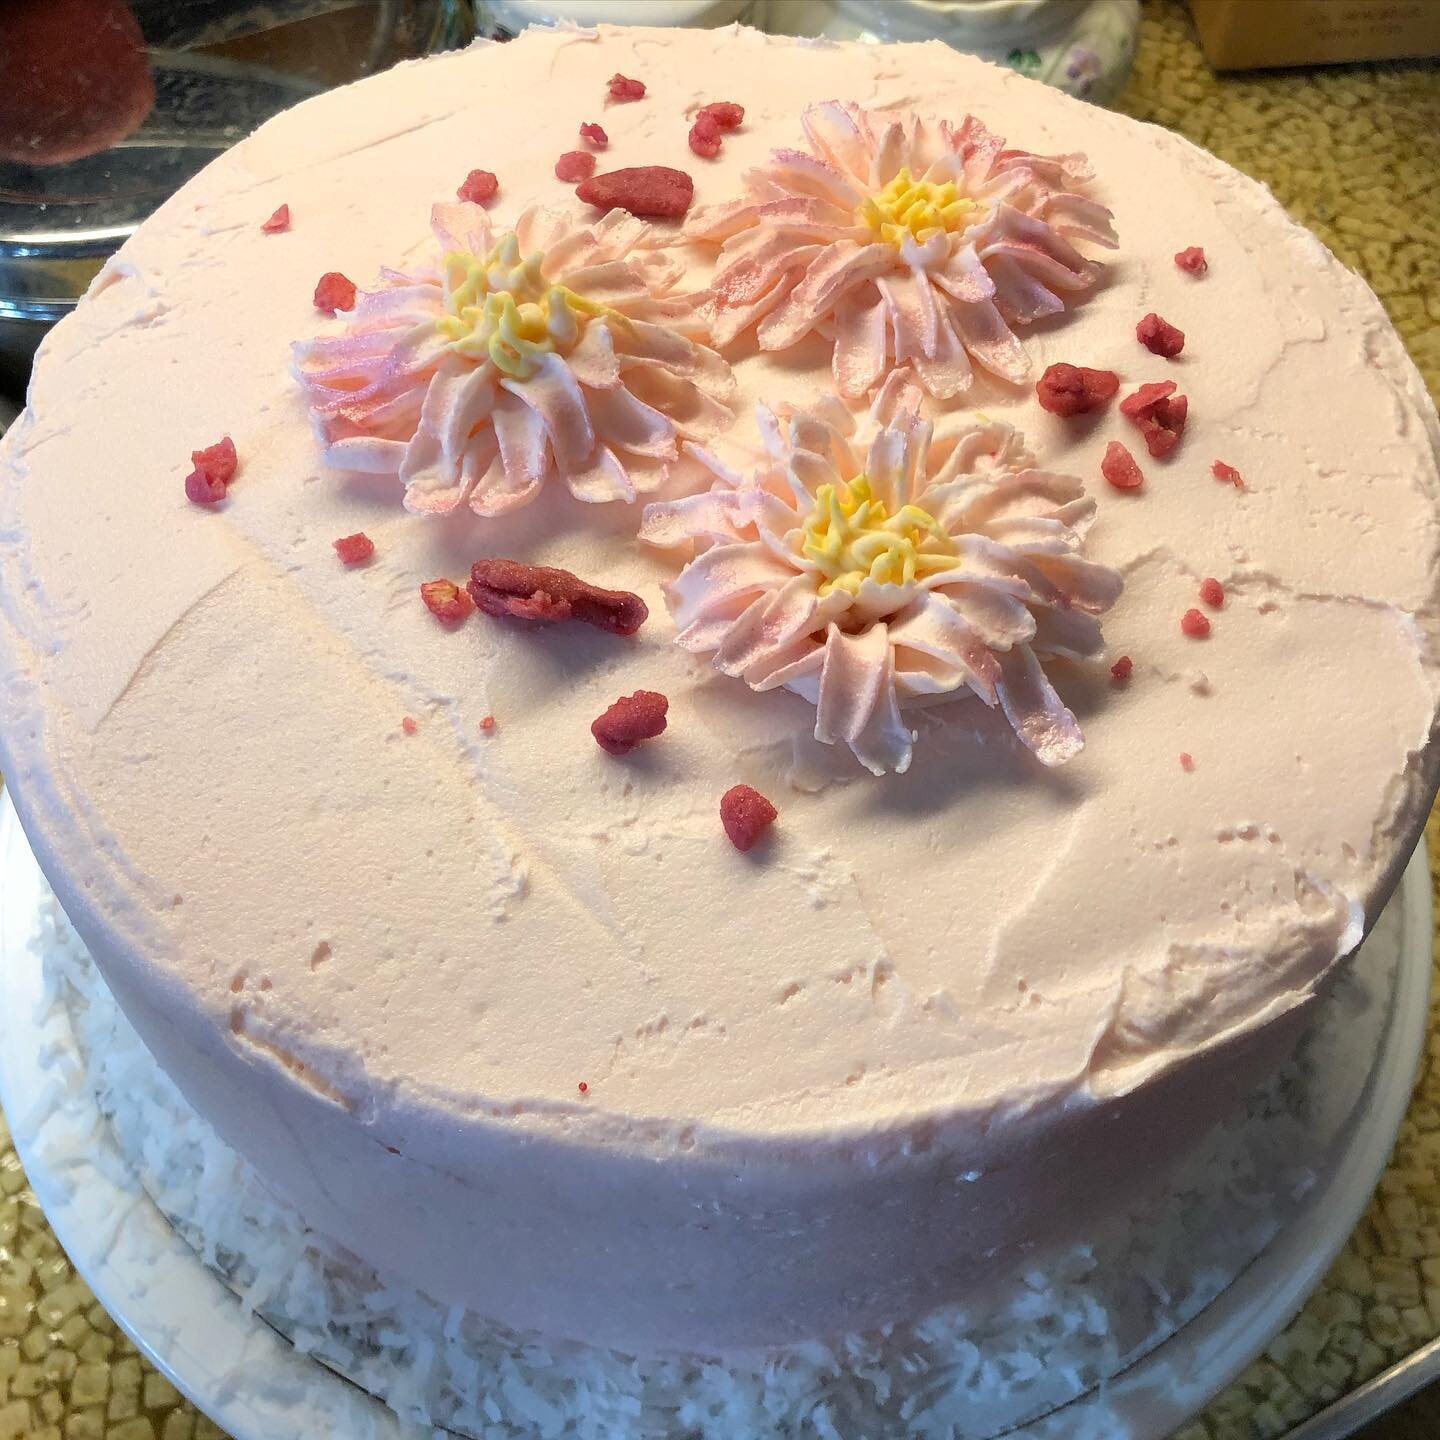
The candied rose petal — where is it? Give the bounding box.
[1101,440,1144,492]
[1180,752,1196,771]
[576,165,694,218]
[262,203,290,234]
[591,690,668,756]
[402,716,418,735]
[1212,459,1244,488]
[1110,655,1133,683]
[1199,577,1225,608]
[333,532,374,565]
[689,112,723,159]
[1122,382,1187,458]
[555,150,596,182]
[608,73,645,101]
[1175,246,1208,275]
[1181,607,1211,638]
[314,270,357,315]
[468,558,648,635]
[1036,362,1120,417]
[1136,312,1185,358]
[457,168,498,204]
[721,784,777,852]
[698,101,744,131]
[420,578,475,624]
[579,121,608,148]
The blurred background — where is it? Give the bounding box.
[0,1,1438,1436]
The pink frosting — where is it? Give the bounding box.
[685,101,1117,400]
[641,374,1123,774]
[292,201,734,515]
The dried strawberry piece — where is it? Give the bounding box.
[1136,312,1185,357]
[1212,459,1244,488]
[698,101,744,131]
[468,558,648,635]
[1110,655,1133,683]
[333,532,374,566]
[314,271,357,314]
[185,436,237,505]
[1180,752,1196,771]
[402,716,418,735]
[1199,577,1225,609]
[576,165,694,219]
[608,73,645,101]
[420,578,475,624]
[555,150,596,182]
[689,112,723,159]
[1036,362,1120,417]
[479,714,497,733]
[262,204,290,234]
[1175,246,1208,275]
[1101,440,1144,492]
[721,784,777,852]
[592,690,668,755]
[457,169,498,204]
[1181,607,1211,638]
[579,121,608,148]
[1121,381,1188,458]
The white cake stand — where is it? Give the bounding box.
[0,788,1431,1440]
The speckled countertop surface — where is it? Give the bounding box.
[2,2,1439,1437]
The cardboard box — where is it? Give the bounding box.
[1189,0,1440,70]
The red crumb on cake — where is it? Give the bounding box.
[402,716,418,735]
[555,150,596,182]
[1199,577,1225,608]
[578,1081,589,1093]
[1175,246,1208,275]
[608,73,645,101]
[689,112,723,159]
[468,559,648,635]
[591,690,668,755]
[1181,607,1211,638]
[698,101,744,130]
[579,121,608,148]
[1035,363,1119,417]
[1121,381,1188,458]
[457,169,498,204]
[1110,655,1133,683]
[479,714,497,732]
[576,166,694,218]
[313,271,357,315]
[262,204,290,234]
[1101,440,1144,491]
[721,784,777,853]
[333,532,374,566]
[1136,312,1185,357]
[1180,752,1196,771]
[185,436,237,505]
[420,579,474,624]
[1212,460,1244,488]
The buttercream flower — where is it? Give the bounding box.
[639,376,1123,775]
[686,102,1117,401]
[294,202,734,515]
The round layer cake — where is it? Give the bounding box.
[1,19,1438,1368]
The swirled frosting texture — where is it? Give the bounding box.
[0,24,1438,1353]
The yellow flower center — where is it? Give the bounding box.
[435,235,607,380]
[799,475,957,597]
[857,167,982,248]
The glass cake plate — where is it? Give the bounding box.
[0,788,1431,1440]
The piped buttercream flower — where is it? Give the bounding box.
[639,376,1123,776]
[686,102,1117,401]
[294,202,734,515]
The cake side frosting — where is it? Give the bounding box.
[1,23,1438,1352]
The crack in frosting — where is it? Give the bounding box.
[685,101,1117,400]
[293,202,736,516]
[641,375,1124,776]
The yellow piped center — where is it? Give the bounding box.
[858,167,981,248]
[435,235,606,380]
[799,476,957,597]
